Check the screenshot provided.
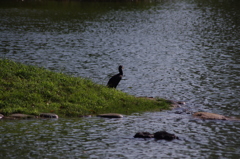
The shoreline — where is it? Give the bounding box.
[0,59,171,118]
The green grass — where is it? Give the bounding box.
[0,59,170,117]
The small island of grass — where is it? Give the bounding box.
[0,59,170,117]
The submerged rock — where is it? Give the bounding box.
[40,113,58,118]
[193,112,227,120]
[134,132,154,138]
[173,107,188,114]
[5,113,35,119]
[134,131,178,141]
[97,113,123,118]
[166,100,186,109]
[79,115,92,118]
[154,131,179,140]
[193,112,240,121]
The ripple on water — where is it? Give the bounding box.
[1,111,240,158]
[0,0,240,158]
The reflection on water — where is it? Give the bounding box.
[0,0,240,158]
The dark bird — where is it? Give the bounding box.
[107,65,123,88]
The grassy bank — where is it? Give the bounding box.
[0,59,170,117]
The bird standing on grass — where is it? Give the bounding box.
[107,65,123,88]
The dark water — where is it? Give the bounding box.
[0,0,240,158]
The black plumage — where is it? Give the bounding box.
[107,65,123,88]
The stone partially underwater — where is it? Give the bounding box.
[134,132,154,138]
[154,131,179,140]
[97,113,123,118]
[192,112,240,121]
[39,113,59,118]
[1,113,59,119]
[134,131,178,141]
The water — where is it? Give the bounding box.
[1,114,240,158]
[0,0,240,158]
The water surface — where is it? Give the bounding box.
[1,112,240,158]
[0,0,240,158]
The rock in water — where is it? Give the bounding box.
[193,112,227,120]
[97,113,123,118]
[134,132,154,138]
[134,131,178,140]
[7,114,35,119]
[40,113,58,118]
[154,131,179,140]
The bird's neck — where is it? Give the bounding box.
[119,69,123,75]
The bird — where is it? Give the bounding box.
[107,65,123,88]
